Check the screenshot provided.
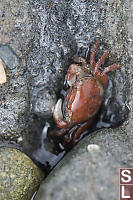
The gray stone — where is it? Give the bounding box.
[0,0,32,143]
[0,45,19,69]
[32,88,57,117]
[35,126,133,200]
[0,0,33,57]
[0,75,29,143]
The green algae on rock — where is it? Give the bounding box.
[0,147,44,200]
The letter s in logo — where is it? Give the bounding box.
[121,170,131,183]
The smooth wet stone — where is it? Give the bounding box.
[0,45,19,69]
[0,147,44,200]
[35,127,133,200]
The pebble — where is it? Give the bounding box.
[0,45,19,70]
[87,144,100,152]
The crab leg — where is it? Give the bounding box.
[95,51,108,73]
[72,118,94,143]
[52,128,68,137]
[61,118,95,149]
[90,40,100,70]
[102,64,121,75]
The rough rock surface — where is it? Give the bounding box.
[0,147,44,200]
[0,0,33,57]
[0,0,32,143]
[27,0,129,121]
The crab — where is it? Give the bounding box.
[53,40,120,148]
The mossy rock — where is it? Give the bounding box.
[0,147,44,200]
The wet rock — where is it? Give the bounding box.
[35,127,133,200]
[0,45,19,70]
[0,147,44,200]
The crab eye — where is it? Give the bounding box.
[63,75,70,90]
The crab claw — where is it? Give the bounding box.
[53,98,63,121]
[53,98,70,128]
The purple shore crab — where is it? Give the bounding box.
[53,40,120,148]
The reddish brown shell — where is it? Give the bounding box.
[64,76,104,124]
